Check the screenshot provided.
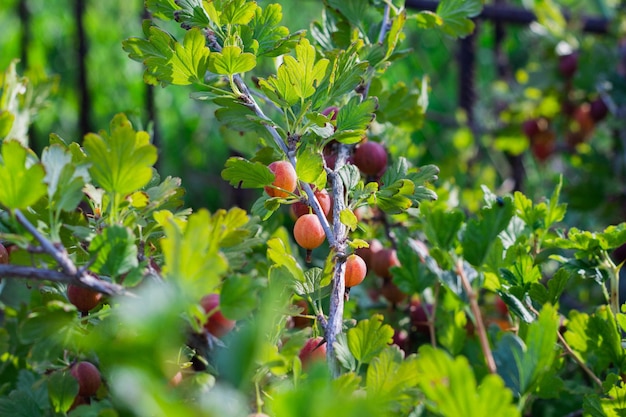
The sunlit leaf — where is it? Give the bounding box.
[347,314,394,364]
[83,114,157,196]
[0,140,46,209]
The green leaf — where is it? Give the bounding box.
[89,225,138,278]
[462,193,514,267]
[564,306,625,374]
[420,202,465,251]
[220,275,258,320]
[499,254,541,287]
[47,371,79,413]
[42,144,90,214]
[436,309,468,356]
[347,314,394,364]
[373,80,427,129]
[166,0,209,27]
[0,140,46,209]
[161,209,229,296]
[411,11,444,29]
[221,157,275,189]
[366,347,421,413]
[416,346,520,417]
[208,45,257,76]
[258,38,329,106]
[123,26,210,86]
[393,238,440,294]
[372,179,415,214]
[529,268,571,305]
[340,209,358,231]
[532,0,567,37]
[494,304,559,396]
[0,111,15,138]
[146,0,180,20]
[545,176,566,229]
[240,3,300,57]
[334,332,357,372]
[201,0,258,26]
[267,238,305,283]
[333,96,377,144]
[337,164,361,192]
[295,148,324,185]
[311,42,369,107]
[83,114,157,196]
[436,0,482,38]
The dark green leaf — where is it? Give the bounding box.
[47,371,79,413]
[334,96,377,144]
[436,0,482,38]
[462,194,514,267]
[420,202,464,251]
[221,275,258,320]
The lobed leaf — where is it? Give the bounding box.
[347,314,394,364]
[83,114,157,196]
[123,26,210,86]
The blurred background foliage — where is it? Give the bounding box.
[1,0,625,230]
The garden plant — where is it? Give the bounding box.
[1,0,626,416]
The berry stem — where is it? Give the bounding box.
[456,259,497,374]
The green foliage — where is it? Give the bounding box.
[0,140,46,210]
[2,1,626,416]
[416,346,520,417]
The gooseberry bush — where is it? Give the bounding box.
[2,1,626,416]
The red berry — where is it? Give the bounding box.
[200,294,236,338]
[70,361,102,397]
[558,53,578,78]
[495,296,509,317]
[530,130,557,161]
[293,214,326,250]
[380,280,406,304]
[344,254,367,288]
[298,336,326,368]
[265,161,297,198]
[371,248,400,279]
[409,299,432,335]
[353,141,388,176]
[392,329,410,352]
[0,243,8,264]
[67,284,102,313]
[590,97,609,122]
[567,103,595,146]
[292,188,332,218]
[322,106,339,120]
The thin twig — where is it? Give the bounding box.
[557,331,603,388]
[457,259,497,374]
[11,209,126,295]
